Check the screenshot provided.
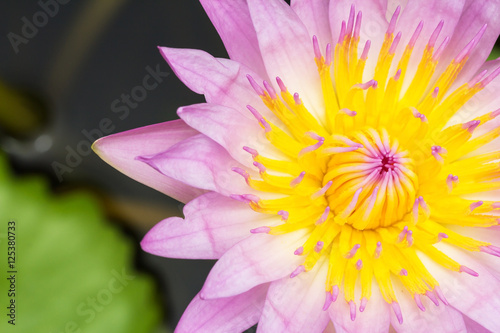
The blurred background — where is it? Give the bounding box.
[0,1,498,332]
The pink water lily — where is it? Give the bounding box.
[94,0,500,332]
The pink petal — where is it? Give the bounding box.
[137,134,255,196]
[178,103,283,167]
[291,0,332,50]
[390,279,466,333]
[200,229,308,299]
[247,0,325,123]
[420,243,500,332]
[175,284,268,333]
[329,0,388,79]
[141,192,278,259]
[462,315,492,333]
[329,283,390,333]
[158,47,273,118]
[258,259,331,332]
[443,0,500,86]
[92,120,204,203]
[199,0,268,78]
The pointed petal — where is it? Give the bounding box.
[391,279,466,333]
[200,229,308,299]
[329,283,390,333]
[199,0,268,77]
[420,243,500,332]
[137,134,253,196]
[141,192,279,259]
[92,120,203,203]
[178,103,283,167]
[291,0,332,49]
[175,284,268,333]
[257,259,330,333]
[158,47,272,118]
[248,0,325,123]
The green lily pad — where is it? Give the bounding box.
[0,154,161,332]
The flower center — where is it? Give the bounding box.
[325,128,417,229]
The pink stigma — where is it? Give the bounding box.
[349,301,357,321]
[290,171,306,187]
[263,80,277,99]
[323,291,334,311]
[294,246,304,256]
[253,161,266,174]
[314,241,324,253]
[276,77,287,92]
[356,259,363,270]
[375,241,382,258]
[438,233,448,242]
[359,297,368,312]
[460,265,479,277]
[400,268,408,276]
[278,210,289,221]
[414,294,426,312]
[470,201,483,212]
[392,302,403,324]
[243,146,258,158]
[316,207,330,225]
[246,74,265,96]
[311,181,333,200]
[290,265,305,278]
[250,226,270,234]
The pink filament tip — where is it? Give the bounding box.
[325,43,332,65]
[375,241,382,258]
[414,294,426,312]
[359,297,368,312]
[332,285,340,302]
[479,65,500,88]
[290,171,306,188]
[400,268,408,276]
[263,80,277,99]
[491,108,500,119]
[394,69,402,81]
[253,161,266,174]
[355,79,378,90]
[314,241,324,253]
[338,20,346,44]
[276,77,287,92]
[294,246,304,256]
[408,21,423,48]
[470,201,483,212]
[340,108,357,117]
[468,69,488,87]
[462,120,481,133]
[232,167,249,182]
[438,233,448,242]
[278,210,289,221]
[406,230,414,246]
[250,226,270,234]
[356,259,363,270]
[432,36,450,61]
[247,105,271,132]
[460,265,479,277]
[434,286,449,305]
[353,11,362,39]
[492,202,500,209]
[230,194,260,204]
[345,244,361,259]
[361,40,371,60]
[425,290,439,306]
[323,291,334,311]
[311,181,332,200]
[480,245,500,257]
[346,5,356,36]
[428,20,444,48]
[431,146,445,162]
[398,226,409,242]
[446,174,458,192]
[392,302,403,324]
[243,146,258,158]
[246,74,265,96]
[299,139,325,158]
[432,87,440,98]
[306,131,324,141]
[313,35,322,59]
[389,31,402,54]
[293,93,302,105]
[290,265,305,278]
[349,301,357,321]
[387,6,401,35]
[316,207,330,225]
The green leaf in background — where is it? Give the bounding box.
[488,46,500,61]
[0,154,162,332]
